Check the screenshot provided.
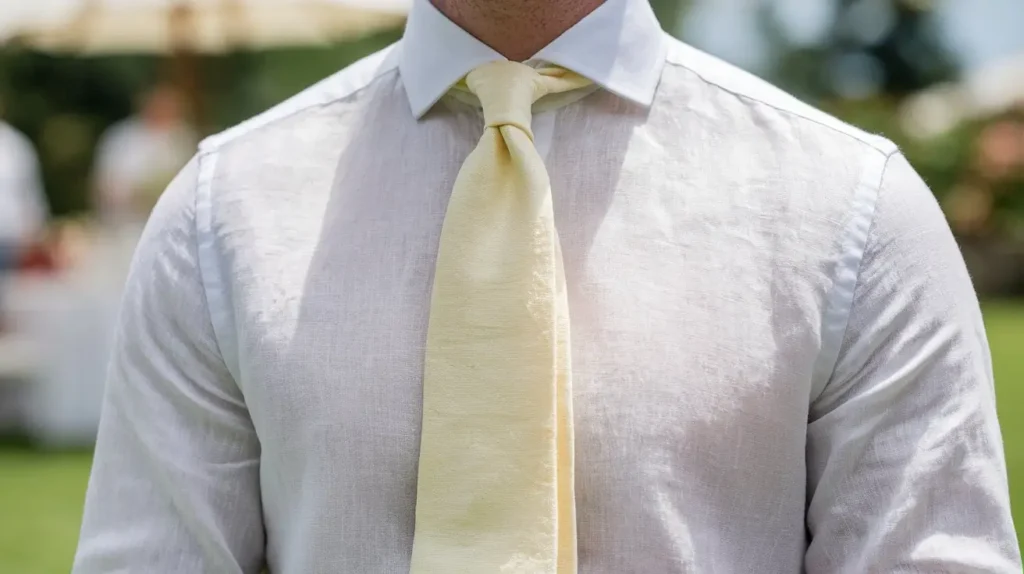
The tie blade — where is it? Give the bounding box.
[413,62,587,574]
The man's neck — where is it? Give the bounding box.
[431,0,605,62]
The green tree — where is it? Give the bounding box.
[764,0,959,100]
[0,28,398,217]
[650,0,688,34]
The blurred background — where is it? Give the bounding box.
[0,0,1021,571]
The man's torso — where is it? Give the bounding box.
[196,39,894,572]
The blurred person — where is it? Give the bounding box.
[0,108,48,337]
[0,111,48,274]
[74,1,1022,573]
[92,84,196,230]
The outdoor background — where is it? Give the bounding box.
[1,0,1022,572]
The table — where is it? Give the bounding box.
[0,228,137,447]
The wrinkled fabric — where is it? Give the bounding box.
[411,62,591,574]
[73,0,1021,572]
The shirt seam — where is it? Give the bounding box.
[191,48,401,383]
[194,149,241,384]
[200,48,400,155]
[810,147,901,404]
[662,57,891,155]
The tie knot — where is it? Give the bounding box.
[464,61,591,137]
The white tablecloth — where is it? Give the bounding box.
[2,226,138,447]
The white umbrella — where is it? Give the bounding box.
[1,0,411,127]
[4,0,411,54]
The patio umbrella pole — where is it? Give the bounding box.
[169,4,206,131]
[8,0,412,132]
[169,48,206,131]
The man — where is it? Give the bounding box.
[0,116,48,274]
[74,0,1021,572]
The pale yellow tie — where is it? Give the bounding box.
[410,61,592,574]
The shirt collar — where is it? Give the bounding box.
[398,0,667,118]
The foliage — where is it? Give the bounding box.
[650,0,688,34]
[0,29,400,216]
[762,0,959,100]
[0,2,1020,239]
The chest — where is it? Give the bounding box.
[222,185,824,478]
[209,101,840,485]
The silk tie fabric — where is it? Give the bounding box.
[410,61,592,573]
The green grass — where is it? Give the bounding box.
[1,303,1022,571]
[0,446,92,573]
[985,302,1024,536]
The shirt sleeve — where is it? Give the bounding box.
[804,152,1022,572]
[73,156,266,573]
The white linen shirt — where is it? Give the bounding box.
[73,0,1022,572]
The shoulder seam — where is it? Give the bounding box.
[810,147,901,404]
[199,47,400,155]
[190,46,400,382]
[663,55,892,156]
